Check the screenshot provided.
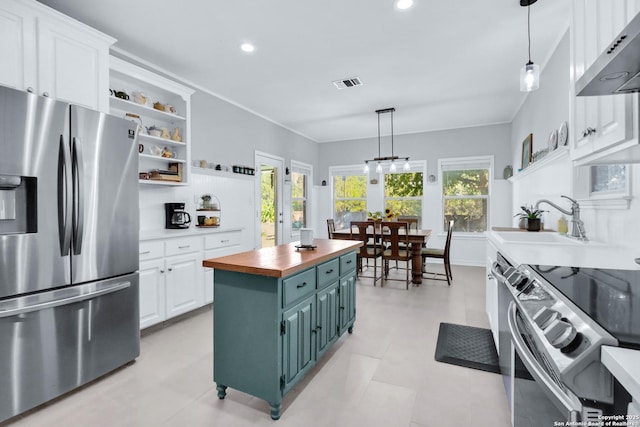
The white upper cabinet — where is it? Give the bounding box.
[0,0,114,112]
[570,0,640,162]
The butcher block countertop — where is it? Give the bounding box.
[202,239,363,278]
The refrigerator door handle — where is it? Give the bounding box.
[58,135,72,256]
[72,137,85,255]
[0,280,131,318]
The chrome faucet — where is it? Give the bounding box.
[535,195,588,241]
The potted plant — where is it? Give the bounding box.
[515,205,543,231]
[201,194,212,209]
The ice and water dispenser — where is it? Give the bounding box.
[0,174,36,235]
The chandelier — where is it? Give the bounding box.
[363,107,410,173]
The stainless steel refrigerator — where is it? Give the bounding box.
[0,85,140,422]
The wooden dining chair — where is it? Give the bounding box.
[396,216,419,231]
[350,221,383,286]
[421,219,454,286]
[326,218,336,239]
[380,221,412,289]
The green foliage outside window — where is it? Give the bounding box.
[385,172,423,218]
[333,175,367,229]
[261,169,275,223]
[292,172,306,230]
[442,169,488,232]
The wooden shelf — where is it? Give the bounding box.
[110,96,186,122]
[508,146,569,182]
[139,154,186,163]
[138,133,186,147]
[139,179,188,186]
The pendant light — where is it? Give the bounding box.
[362,108,410,173]
[520,0,540,92]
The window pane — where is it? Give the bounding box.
[292,200,306,230]
[292,172,306,198]
[334,175,367,199]
[334,200,367,230]
[442,169,488,196]
[591,165,626,193]
[384,172,423,197]
[386,199,422,217]
[444,198,487,232]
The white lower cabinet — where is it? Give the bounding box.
[485,239,499,350]
[139,258,166,329]
[138,229,244,330]
[165,253,204,318]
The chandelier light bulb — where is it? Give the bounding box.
[389,161,397,172]
[376,162,382,173]
[363,162,370,173]
[403,159,410,171]
[520,62,540,92]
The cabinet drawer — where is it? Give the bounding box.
[165,236,203,257]
[204,231,240,249]
[139,240,164,261]
[317,258,339,290]
[340,252,357,275]
[283,268,316,307]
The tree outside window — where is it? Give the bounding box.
[441,158,491,233]
[384,172,423,221]
[333,173,367,229]
[291,172,306,231]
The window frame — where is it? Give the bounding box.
[289,160,312,238]
[330,165,369,230]
[438,156,493,235]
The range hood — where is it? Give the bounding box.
[577,12,640,96]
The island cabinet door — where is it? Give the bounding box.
[338,274,356,334]
[317,282,339,358]
[281,295,316,394]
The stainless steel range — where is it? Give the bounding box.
[494,257,638,426]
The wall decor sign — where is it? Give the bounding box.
[521,133,533,169]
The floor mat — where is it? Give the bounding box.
[434,322,500,374]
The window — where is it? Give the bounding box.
[384,167,424,224]
[331,166,367,230]
[590,164,627,195]
[291,161,311,233]
[440,157,492,233]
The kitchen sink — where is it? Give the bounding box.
[493,231,588,245]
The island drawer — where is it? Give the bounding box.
[283,268,316,307]
[317,258,339,290]
[340,252,357,275]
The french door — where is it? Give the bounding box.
[255,151,284,248]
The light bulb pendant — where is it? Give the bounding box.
[520,61,539,92]
[403,159,410,171]
[389,162,397,172]
[376,162,382,173]
[363,162,370,173]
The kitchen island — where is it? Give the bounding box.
[202,239,363,420]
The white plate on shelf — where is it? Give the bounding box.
[548,129,558,151]
[558,121,568,146]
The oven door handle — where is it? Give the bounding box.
[507,302,582,421]
[490,261,507,283]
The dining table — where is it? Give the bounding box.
[331,227,432,285]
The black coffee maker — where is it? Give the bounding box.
[165,203,191,229]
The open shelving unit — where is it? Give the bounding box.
[109,56,194,186]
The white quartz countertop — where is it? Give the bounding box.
[487,230,640,270]
[602,346,640,400]
[140,226,244,241]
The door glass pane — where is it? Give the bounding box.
[261,165,276,247]
[291,172,306,230]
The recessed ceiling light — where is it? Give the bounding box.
[240,43,255,53]
[394,0,413,10]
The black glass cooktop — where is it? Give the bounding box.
[529,265,640,349]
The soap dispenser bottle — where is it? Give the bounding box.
[557,216,568,234]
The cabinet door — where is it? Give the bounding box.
[317,282,339,358]
[571,0,634,160]
[338,273,356,334]
[139,258,166,329]
[0,1,37,91]
[165,254,204,318]
[282,296,316,394]
[36,16,111,111]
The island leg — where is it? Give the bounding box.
[270,401,282,420]
[216,384,227,399]
[348,324,354,334]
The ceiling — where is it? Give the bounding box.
[38,0,570,143]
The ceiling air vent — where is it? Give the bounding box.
[332,77,363,90]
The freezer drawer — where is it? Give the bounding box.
[0,273,140,423]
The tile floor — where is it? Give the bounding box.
[6,264,511,427]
